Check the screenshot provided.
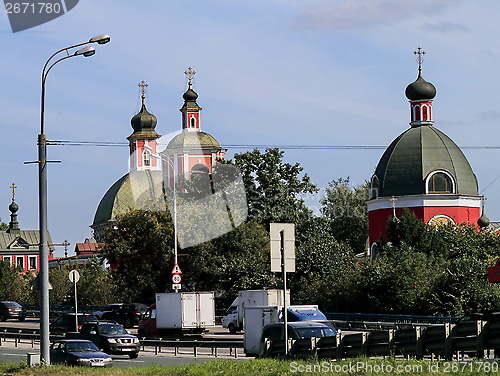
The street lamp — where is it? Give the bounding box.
[148,149,179,292]
[38,34,110,365]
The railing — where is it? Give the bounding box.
[261,320,500,359]
[0,328,243,358]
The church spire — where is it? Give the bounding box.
[180,67,202,132]
[7,183,20,234]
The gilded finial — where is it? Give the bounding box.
[184,67,196,89]
[138,80,149,105]
[10,183,16,202]
[414,47,426,76]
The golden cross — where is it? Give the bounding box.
[184,67,196,88]
[10,183,16,201]
[138,80,148,104]
[414,47,426,73]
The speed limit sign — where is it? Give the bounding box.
[172,274,182,284]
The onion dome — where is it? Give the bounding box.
[183,88,198,102]
[478,213,490,228]
[405,74,436,101]
[9,200,18,213]
[129,81,160,140]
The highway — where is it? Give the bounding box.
[0,319,248,367]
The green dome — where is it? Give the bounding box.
[166,131,220,152]
[405,74,436,101]
[92,170,165,228]
[373,124,478,197]
[129,104,160,140]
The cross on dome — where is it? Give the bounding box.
[10,183,16,202]
[138,80,149,105]
[184,67,196,88]
[414,47,426,75]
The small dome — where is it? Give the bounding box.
[405,75,436,100]
[166,131,220,151]
[478,213,490,228]
[9,201,18,213]
[183,88,198,102]
[130,104,158,135]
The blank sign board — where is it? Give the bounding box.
[270,223,295,272]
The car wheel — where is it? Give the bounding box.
[129,353,139,359]
[18,317,26,322]
[228,323,237,334]
[0,314,6,322]
[124,319,132,328]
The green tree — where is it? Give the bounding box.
[320,177,369,252]
[229,148,318,225]
[0,260,30,302]
[99,209,174,304]
[48,267,72,305]
[77,257,114,306]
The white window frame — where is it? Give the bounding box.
[29,256,37,270]
[425,170,455,194]
[2,256,12,266]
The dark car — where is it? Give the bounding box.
[100,303,148,328]
[0,301,26,322]
[67,321,140,358]
[50,339,112,367]
[50,313,99,334]
[259,322,338,357]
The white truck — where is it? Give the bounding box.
[222,289,289,333]
[137,292,215,337]
[243,305,335,356]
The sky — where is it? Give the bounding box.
[1,0,500,257]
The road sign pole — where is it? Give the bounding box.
[74,278,78,332]
[281,229,288,356]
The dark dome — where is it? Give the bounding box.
[183,88,198,102]
[405,75,436,100]
[478,213,490,228]
[131,104,157,133]
[373,125,478,197]
[9,201,18,213]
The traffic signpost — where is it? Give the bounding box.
[172,264,182,291]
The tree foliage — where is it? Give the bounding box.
[320,177,369,252]
[230,148,318,225]
[99,209,174,304]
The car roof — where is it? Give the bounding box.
[54,339,93,343]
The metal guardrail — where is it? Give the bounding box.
[0,328,243,358]
[326,312,461,326]
[262,320,500,360]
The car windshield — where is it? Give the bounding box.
[99,324,128,335]
[295,327,337,339]
[67,342,99,352]
[5,302,21,308]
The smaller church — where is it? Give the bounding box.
[0,184,54,272]
[91,69,224,241]
[367,48,484,250]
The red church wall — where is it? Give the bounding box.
[369,205,480,244]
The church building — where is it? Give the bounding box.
[91,69,224,241]
[367,49,484,249]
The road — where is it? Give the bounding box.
[0,319,247,367]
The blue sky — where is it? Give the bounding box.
[1,0,500,257]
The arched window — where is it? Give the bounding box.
[370,175,379,199]
[427,171,454,193]
[190,117,196,128]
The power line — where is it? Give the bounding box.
[52,141,500,150]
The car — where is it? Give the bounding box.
[100,303,148,328]
[50,339,112,367]
[259,322,338,357]
[0,301,26,322]
[49,313,99,334]
[66,321,140,358]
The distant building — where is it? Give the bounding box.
[0,184,54,272]
[367,49,485,252]
[49,238,104,269]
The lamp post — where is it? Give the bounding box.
[149,149,179,291]
[38,34,110,365]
